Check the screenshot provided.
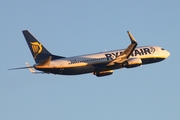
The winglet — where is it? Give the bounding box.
[107,31,138,65]
[127,31,137,44]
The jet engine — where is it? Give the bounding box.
[93,70,113,77]
[123,58,142,68]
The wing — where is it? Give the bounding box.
[107,31,138,66]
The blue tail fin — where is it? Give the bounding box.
[22,30,65,63]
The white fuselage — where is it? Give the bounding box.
[35,46,170,75]
[49,46,169,68]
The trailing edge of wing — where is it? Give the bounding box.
[107,31,138,65]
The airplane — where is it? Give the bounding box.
[9,30,170,77]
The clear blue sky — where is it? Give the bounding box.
[1,0,179,120]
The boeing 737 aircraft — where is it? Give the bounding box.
[9,30,170,77]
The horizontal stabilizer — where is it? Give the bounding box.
[8,66,33,70]
[26,62,36,73]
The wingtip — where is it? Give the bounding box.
[127,31,137,44]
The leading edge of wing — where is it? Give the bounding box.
[108,31,138,65]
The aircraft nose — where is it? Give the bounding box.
[165,50,170,58]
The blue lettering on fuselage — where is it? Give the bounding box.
[105,47,153,60]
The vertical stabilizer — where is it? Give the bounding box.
[22,30,65,63]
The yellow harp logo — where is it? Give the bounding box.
[30,42,43,58]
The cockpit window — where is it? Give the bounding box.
[161,48,165,50]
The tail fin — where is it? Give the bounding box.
[22,30,65,63]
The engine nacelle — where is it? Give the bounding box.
[93,70,113,77]
[124,58,142,68]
